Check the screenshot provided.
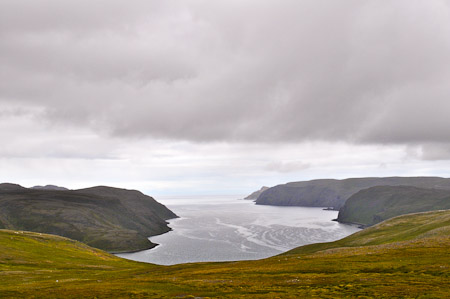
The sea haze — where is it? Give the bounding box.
[117,196,360,265]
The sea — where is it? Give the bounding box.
[116,196,360,265]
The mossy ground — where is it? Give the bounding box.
[1,210,449,298]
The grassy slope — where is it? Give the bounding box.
[0,186,177,252]
[0,210,449,298]
[337,185,450,226]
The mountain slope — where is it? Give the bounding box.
[0,210,449,298]
[286,209,450,256]
[336,185,450,227]
[0,185,177,252]
[255,176,450,209]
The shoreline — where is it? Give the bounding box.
[112,216,180,254]
[332,218,367,229]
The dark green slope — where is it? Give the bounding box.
[75,186,176,220]
[255,176,450,209]
[0,184,177,252]
[336,185,450,227]
[0,210,449,298]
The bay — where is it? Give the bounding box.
[117,196,360,265]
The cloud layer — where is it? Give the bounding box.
[1,1,450,195]
[1,0,449,147]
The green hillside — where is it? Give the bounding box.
[337,185,450,227]
[255,176,450,209]
[0,184,177,252]
[0,210,449,298]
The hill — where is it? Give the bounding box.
[244,186,269,200]
[0,183,26,191]
[255,176,450,209]
[0,185,177,252]
[336,185,450,227]
[30,185,69,191]
[0,210,449,298]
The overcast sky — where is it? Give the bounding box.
[1,0,450,197]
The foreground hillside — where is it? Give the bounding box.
[0,210,449,298]
[0,184,177,252]
[337,185,450,227]
[255,176,450,209]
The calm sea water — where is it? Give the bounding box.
[117,196,360,265]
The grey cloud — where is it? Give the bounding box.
[0,106,121,160]
[1,0,450,148]
[0,0,167,34]
[265,161,310,173]
[420,144,450,161]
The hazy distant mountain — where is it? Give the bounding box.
[0,183,26,191]
[31,185,69,191]
[244,186,269,200]
[337,185,450,227]
[255,177,450,209]
[0,184,177,252]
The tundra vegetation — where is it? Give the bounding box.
[0,210,449,298]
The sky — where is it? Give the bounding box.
[1,0,450,197]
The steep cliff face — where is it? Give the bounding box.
[255,177,450,209]
[0,184,177,252]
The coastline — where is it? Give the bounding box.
[332,218,367,229]
[112,216,179,254]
